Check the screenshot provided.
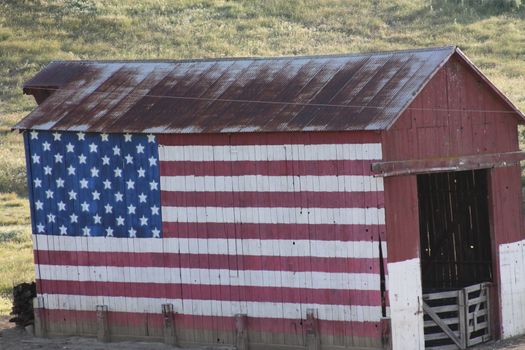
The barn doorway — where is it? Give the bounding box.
[417,170,493,349]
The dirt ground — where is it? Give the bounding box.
[2,315,525,350]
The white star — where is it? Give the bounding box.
[104,204,113,214]
[65,143,74,152]
[45,189,54,199]
[47,213,56,223]
[78,154,87,164]
[30,131,38,140]
[56,178,65,188]
[137,168,145,177]
[124,134,132,142]
[114,167,122,177]
[90,167,99,177]
[44,166,52,175]
[139,216,148,226]
[52,132,61,141]
[152,227,160,238]
[82,226,90,236]
[105,227,114,236]
[89,143,98,153]
[54,153,63,163]
[31,154,40,164]
[101,133,109,142]
[127,204,136,214]
[36,223,45,233]
[79,178,88,188]
[125,154,133,164]
[116,216,125,226]
[103,179,112,189]
[138,193,147,203]
[59,225,67,235]
[42,141,51,151]
[148,157,157,166]
[77,132,85,141]
[112,146,121,156]
[68,190,77,200]
[114,192,123,202]
[81,201,90,212]
[136,143,145,154]
[67,165,76,175]
[102,156,110,165]
[151,205,160,215]
[126,179,135,189]
[93,214,102,224]
[149,180,158,190]
[57,201,66,211]
[35,200,43,210]
[92,190,101,200]
[147,134,155,143]
[70,213,78,223]
[33,178,42,188]
[128,227,137,237]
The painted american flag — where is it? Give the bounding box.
[28,131,387,343]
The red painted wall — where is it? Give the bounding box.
[381,53,524,339]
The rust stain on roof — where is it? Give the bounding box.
[16,46,522,133]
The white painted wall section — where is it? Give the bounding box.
[388,258,425,350]
[499,238,525,338]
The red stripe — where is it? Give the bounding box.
[162,222,386,241]
[35,251,384,274]
[160,159,376,176]
[160,190,384,208]
[157,131,380,146]
[41,309,382,338]
[37,280,382,306]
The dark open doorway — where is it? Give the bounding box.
[418,169,493,291]
[418,170,493,348]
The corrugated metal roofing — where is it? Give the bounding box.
[14,46,524,133]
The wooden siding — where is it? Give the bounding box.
[30,130,388,349]
[382,54,524,342]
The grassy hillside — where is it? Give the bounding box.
[0,0,524,314]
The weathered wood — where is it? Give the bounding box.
[305,309,320,350]
[162,303,177,346]
[380,317,391,350]
[32,297,46,337]
[372,151,525,177]
[423,301,465,349]
[235,314,248,350]
[96,305,109,342]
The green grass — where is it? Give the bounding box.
[0,0,525,315]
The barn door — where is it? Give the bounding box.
[417,170,493,348]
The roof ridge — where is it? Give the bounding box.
[47,46,457,65]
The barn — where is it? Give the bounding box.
[14,46,525,349]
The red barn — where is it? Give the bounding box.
[15,46,525,349]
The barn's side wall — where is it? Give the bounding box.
[382,54,524,345]
[27,130,389,349]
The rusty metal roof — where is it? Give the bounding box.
[14,46,523,133]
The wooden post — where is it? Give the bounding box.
[235,314,248,350]
[305,308,320,350]
[32,297,46,337]
[380,317,392,350]
[162,303,177,346]
[96,305,109,342]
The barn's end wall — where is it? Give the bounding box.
[26,130,388,349]
[382,54,524,345]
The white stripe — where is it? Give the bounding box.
[160,175,384,192]
[41,293,383,322]
[34,235,387,258]
[159,143,382,162]
[37,265,381,291]
[162,206,385,225]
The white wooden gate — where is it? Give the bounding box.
[423,283,491,349]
